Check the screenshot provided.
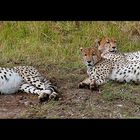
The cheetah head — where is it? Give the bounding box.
[80,47,101,67]
[95,37,117,54]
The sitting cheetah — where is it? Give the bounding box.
[0,66,58,102]
[96,37,140,61]
[79,47,140,90]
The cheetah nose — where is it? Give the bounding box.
[112,47,116,49]
[87,61,91,63]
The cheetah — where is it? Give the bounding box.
[96,37,140,61]
[79,37,134,89]
[95,37,117,54]
[79,47,140,90]
[0,66,58,102]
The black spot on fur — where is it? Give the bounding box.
[124,80,126,83]
[96,76,99,79]
[25,86,29,89]
[27,78,30,81]
[4,75,9,81]
[33,89,36,92]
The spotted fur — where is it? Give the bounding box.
[97,37,140,61]
[79,47,140,90]
[0,66,58,101]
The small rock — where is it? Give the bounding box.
[24,101,33,106]
[0,108,8,112]
[116,104,123,107]
[19,96,27,100]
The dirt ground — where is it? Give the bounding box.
[1,68,140,119]
[0,93,39,119]
[0,68,97,119]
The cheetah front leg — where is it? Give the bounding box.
[90,79,99,91]
[19,83,58,102]
[78,77,90,89]
[89,77,108,93]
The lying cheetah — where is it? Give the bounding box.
[79,47,140,90]
[79,37,119,89]
[95,37,117,54]
[79,37,138,89]
[0,66,58,102]
[97,37,140,61]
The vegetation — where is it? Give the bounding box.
[0,21,140,118]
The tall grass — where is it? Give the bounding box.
[0,21,140,72]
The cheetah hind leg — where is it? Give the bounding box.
[38,90,58,102]
[78,78,90,89]
[19,84,58,102]
[28,77,59,101]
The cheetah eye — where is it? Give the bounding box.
[92,53,95,56]
[106,41,110,43]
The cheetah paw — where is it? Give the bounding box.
[78,82,90,89]
[38,92,59,102]
[38,93,49,102]
[90,84,95,91]
[90,82,98,91]
[49,92,58,100]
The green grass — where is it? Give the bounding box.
[1,21,140,118]
[0,21,140,68]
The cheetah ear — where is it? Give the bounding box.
[94,38,101,48]
[80,47,83,51]
[113,38,117,43]
[106,39,109,43]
